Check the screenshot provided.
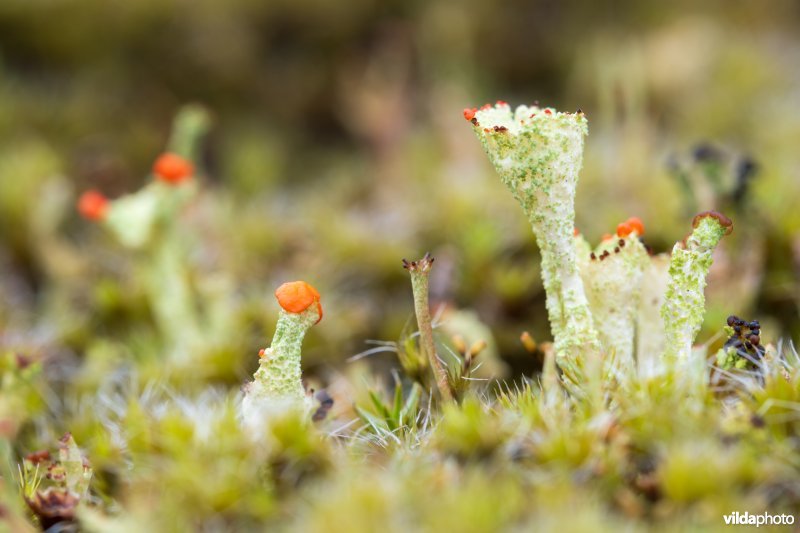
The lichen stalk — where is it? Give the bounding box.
[467,103,599,371]
[661,211,732,362]
[581,232,648,378]
[167,104,212,162]
[251,307,319,402]
[143,234,201,355]
[636,253,670,377]
[403,253,454,402]
[242,282,322,426]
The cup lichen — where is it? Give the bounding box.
[466,102,599,383]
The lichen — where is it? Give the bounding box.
[661,211,732,362]
[467,103,599,382]
[241,282,322,427]
[580,230,649,379]
[635,253,671,377]
[403,253,454,402]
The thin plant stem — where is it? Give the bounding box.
[403,253,454,402]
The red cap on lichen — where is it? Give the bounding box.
[153,153,194,184]
[77,190,109,221]
[275,281,323,324]
[616,217,645,238]
[692,210,733,235]
[463,108,477,121]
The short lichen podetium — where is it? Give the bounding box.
[77,105,207,249]
[580,218,649,380]
[241,281,322,426]
[402,253,454,402]
[662,211,733,366]
[466,102,599,372]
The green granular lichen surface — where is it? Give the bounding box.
[471,106,599,367]
[661,216,728,360]
[252,308,318,400]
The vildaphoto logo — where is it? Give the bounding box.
[723,511,794,527]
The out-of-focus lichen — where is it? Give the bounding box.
[17,433,92,531]
[636,253,671,377]
[715,315,765,370]
[403,253,454,402]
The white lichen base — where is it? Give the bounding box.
[103,179,201,361]
[471,104,599,378]
[240,306,319,432]
[580,235,648,381]
[636,253,670,378]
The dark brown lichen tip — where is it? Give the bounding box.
[692,210,733,235]
[403,253,434,272]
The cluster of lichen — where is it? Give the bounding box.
[467,102,733,393]
[3,103,800,532]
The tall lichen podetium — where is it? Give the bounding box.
[465,102,599,385]
[661,211,732,367]
[636,253,671,378]
[402,253,454,402]
[241,281,322,427]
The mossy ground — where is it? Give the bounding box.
[3,339,800,531]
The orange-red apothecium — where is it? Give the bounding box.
[274,281,323,324]
[153,153,194,184]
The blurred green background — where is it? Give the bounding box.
[1,0,799,384]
